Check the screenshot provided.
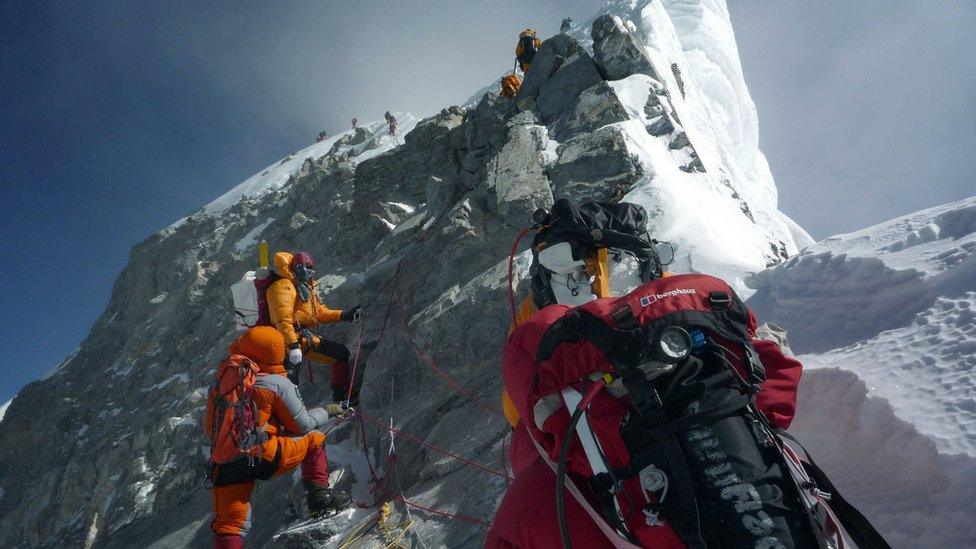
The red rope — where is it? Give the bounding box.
[416,194,459,244]
[371,454,397,498]
[357,411,512,481]
[500,429,511,487]
[392,271,505,417]
[344,316,366,402]
[345,262,399,403]
[342,243,517,527]
[398,495,492,527]
[507,227,533,325]
[357,413,381,484]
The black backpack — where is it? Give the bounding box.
[533,275,890,549]
[530,199,664,309]
[518,34,538,64]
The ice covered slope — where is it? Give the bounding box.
[480,0,811,291]
[751,196,976,456]
[571,0,812,290]
[749,197,976,544]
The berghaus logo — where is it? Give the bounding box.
[639,288,696,306]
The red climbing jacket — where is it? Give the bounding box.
[486,273,803,549]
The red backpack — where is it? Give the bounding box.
[508,273,888,549]
[253,272,278,328]
[204,355,267,464]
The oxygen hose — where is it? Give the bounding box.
[556,378,607,549]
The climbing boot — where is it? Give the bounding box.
[305,481,352,517]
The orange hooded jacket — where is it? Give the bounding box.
[515,29,543,71]
[266,251,344,348]
[205,326,333,472]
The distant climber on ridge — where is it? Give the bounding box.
[500,72,522,99]
[315,130,327,143]
[384,111,398,136]
[266,251,363,405]
[351,117,358,129]
[205,326,351,549]
[515,28,542,73]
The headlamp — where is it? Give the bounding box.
[656,326,691,363]
[636,326,692,381]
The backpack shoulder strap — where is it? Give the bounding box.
[778,431,892,548]
[524,424,644,549]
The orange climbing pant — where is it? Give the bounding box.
[211,431,326,536]
[212,481,255,537]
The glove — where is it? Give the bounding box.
[340,305,362,322]
[325,403,345,417]
[287,347,303,366]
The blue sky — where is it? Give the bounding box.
[1,0,973,405]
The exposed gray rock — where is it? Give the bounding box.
[642,78,683,139]
[671,62,686,97]
[591,14,659,81]
[669,131,691,150]
[548,126,642,202]
[272,513,355,548]
[515,33,583,105]
[290,212,313,230]
[464,95,516,153]
[485,120,555,220]
[460,93,518,189]
[535,49,603,124]
[550,81,630,142]
[646,115,675,137]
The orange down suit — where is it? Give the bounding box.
[266,251,344,349]
[266,251,355,399]
[515,30,542,72]
[206,327,335,537]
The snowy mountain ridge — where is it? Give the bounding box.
[167,114,419,230]
[748,197,976,546]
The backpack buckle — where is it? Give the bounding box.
[744,345,767,385]
[611,303,638,330]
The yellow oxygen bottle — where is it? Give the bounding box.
[259,240,269,269]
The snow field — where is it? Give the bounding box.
[749,197,976,457]
[803,291,976,456]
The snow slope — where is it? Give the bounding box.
[746,197,976,544]
[751,196,976,457]
[470,0,811,296]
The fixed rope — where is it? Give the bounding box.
[335,211,517,533]
[391,268,505,417]
[356,410,512,481]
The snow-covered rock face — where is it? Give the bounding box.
[0,2,816,547]
[749,197,976,544]
[515,0,812,292]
